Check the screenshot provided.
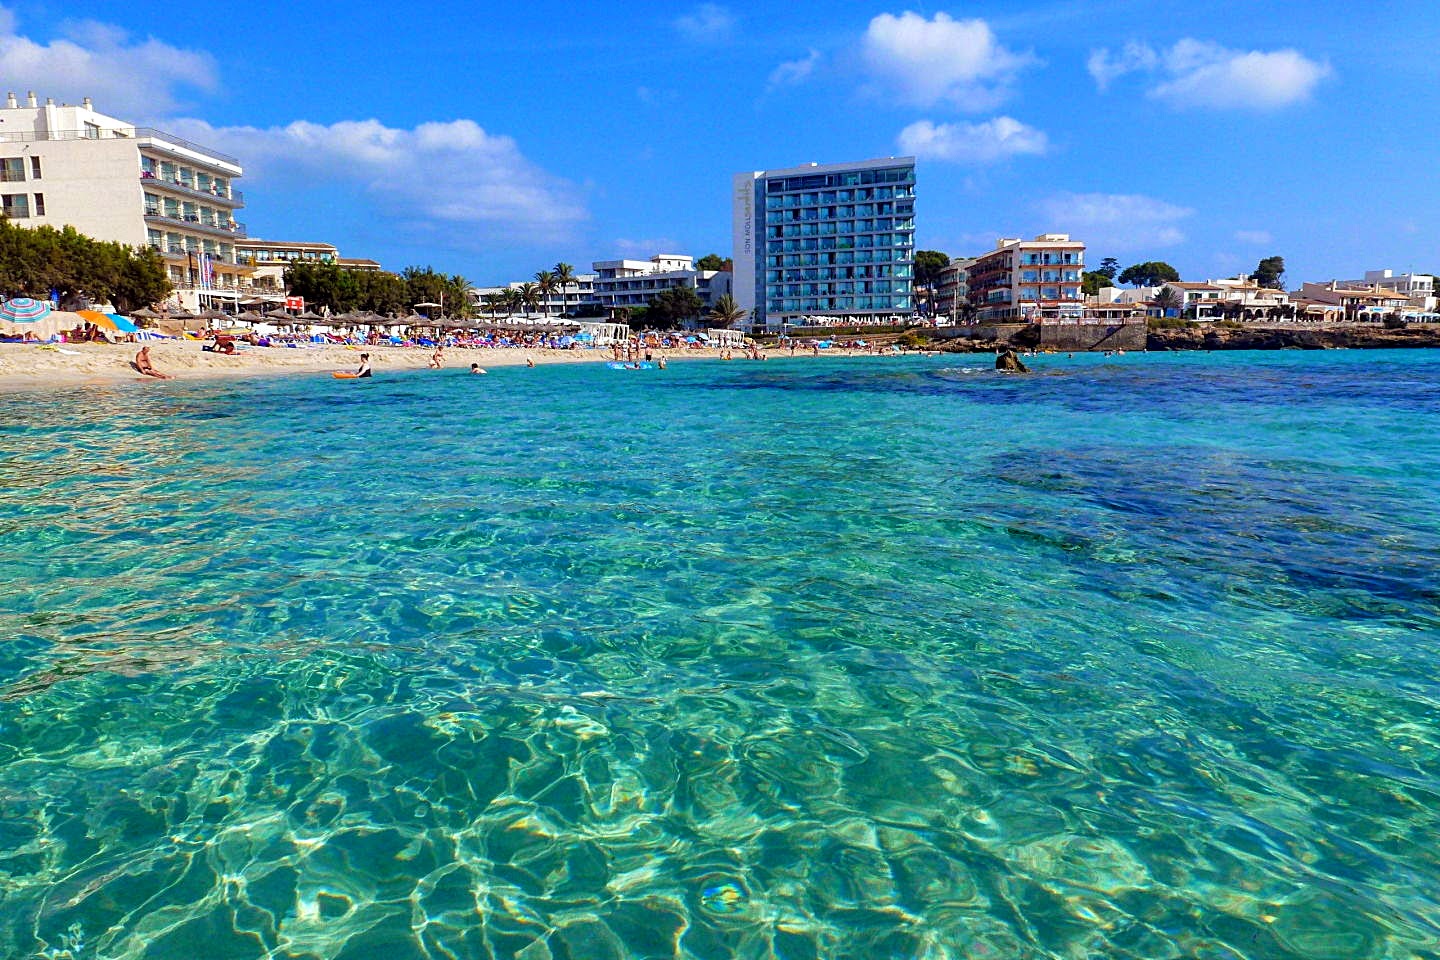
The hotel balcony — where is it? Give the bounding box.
[141,172,243,207]
[145,208,246,238]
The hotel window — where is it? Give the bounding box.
[29,156,41,179]
[0,158,23,183]
[32,193,44,216]
[83,122,101,139]
[2,194,29,217]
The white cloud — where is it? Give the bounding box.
[862,12,1035,109]
[1088,38,1330,110]
[768,49,821,89]
[674,4,735,42]
[0,5,217,117]
[1234,229,1273,245]
[167,118,588,244]
[1038,193,1194,251]
[897,117,1048,164]
[1086,41,1159,91]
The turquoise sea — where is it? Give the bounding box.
[2,350,1439,960]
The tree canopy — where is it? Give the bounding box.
[914,250,950,289]
[284,262,472,317]
[1098,257,1120,281]
[1118,261,1181,287]
[648,285,705,327]
[1082,270,1115,296]
[695,254,733,272]
[0,219,170,313]
[1250,256,1285,290]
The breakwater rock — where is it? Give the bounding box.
[1147,325,1440,351]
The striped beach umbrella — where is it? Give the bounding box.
[0,297,52,322]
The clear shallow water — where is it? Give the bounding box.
[1,350,1439,960]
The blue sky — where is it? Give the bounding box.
[1,1,1436,287]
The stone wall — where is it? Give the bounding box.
[934,322,1146,352]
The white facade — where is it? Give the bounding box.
[0,91,248,310]
[969,234,1086,322]
[1350,270,1436,310]
[591,254,730,315]
[472,275,600,316]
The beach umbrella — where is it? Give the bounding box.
[129,306,162,320]
[296,310,326,321]
[195,307,230,321]
[235,310,266,323]
[74,309,139,333]
[263,310,293,322]
[1,297,52,322]
[106,313,140,333]
[167,308,196,321]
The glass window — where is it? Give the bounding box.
[1,193,28,217]
[29,156,41,179]
[32,193,43,216]
[0,158,23,183]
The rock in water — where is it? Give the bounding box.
[995,348,1030,373]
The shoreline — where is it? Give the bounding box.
[0,340,879,391]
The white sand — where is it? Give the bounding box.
[0,340,749,390]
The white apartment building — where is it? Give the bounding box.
[1346,270,1436,310]
[471,274,600,316]
[0,91,249,309]
[591,254,730,316]
[236,239,338,294]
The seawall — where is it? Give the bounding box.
[933,322,1147,352]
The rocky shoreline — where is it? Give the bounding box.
[1145,324,1440,351]
[931,324,1440,353]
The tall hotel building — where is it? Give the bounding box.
[0,92,249,306]
[733,157,916,330]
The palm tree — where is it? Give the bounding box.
[1154,285,1182,317]
[501,289,523,318]
[481,292,504,319]
[517,282,540,318]
[534,270,556,318]
[552,262,576,316]
[708,294,748,329]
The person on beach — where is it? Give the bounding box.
[429,345,444,369]
[133,345,172,380]
[526,357,535,368]
[356,353,372,378]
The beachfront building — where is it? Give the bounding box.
[591,255,731,316]
[933,257,975,323]
[1343,270,1436,311]
[471,274,600,317]
[236,239,339,294]
[733,157,916,331]
[0,91,250,310]
[1298,281,1414,319]
[968,234,1085,322]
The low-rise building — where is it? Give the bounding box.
[471,274,600,316]
[0,90,250,309]
[1298,281,1412,318]
[1346,270,1435,311]
[592,254,730,317]
[236,239,339,293]
[969,234,1085,322]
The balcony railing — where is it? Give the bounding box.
[145,208,246,237]
[141,172,243,205]
[0,127,240,167]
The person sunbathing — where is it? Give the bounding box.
[134,345,173,379]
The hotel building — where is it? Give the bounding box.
[0,91,249,309]
[591,254,730,315]
[733,157,916,330]
[933,257,976,322]
[968,234,1086,322]
[472,273,600,316]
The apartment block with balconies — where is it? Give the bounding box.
[968,234,1086,322]
[734,157,916,330]
[0,90,251,308]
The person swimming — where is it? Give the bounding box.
[470,363,486,375]
[356,353,372,378]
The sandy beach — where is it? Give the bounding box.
[0,340,746,390]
